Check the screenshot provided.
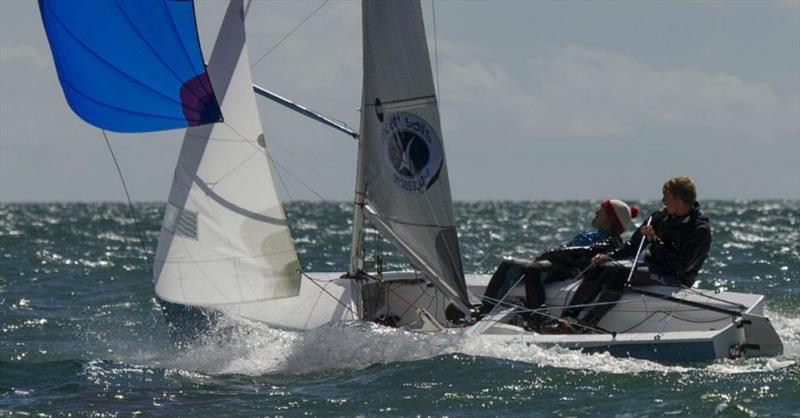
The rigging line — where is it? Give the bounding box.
[210,124,307,214]
[358,271,431,320]
[267,135,350,200]
[394,277,439,321]
[100,130,153,274]
[627,286,746,317]
[392,281,433,320]
[220,121,262,152]
[617,312,660,334]
[213,120,298,204]
[666,313,734,324]
[302,271,359,318]
[416,278,438,315]
[267,148,295,203]
[478,292,711,326]
[204,142,262,187]
[681,285,746,310]
[431,0,440,98]
[469,296,614,335]
[476,266,592,334]
[477,274,528,334]
[269,152,328,202]
[250,0,330,69]
[657,298,682,337]
[476,292,643,314]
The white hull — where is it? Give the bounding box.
[161,271,782,362]
[465,274,782,361]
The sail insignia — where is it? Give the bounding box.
[38,0,221,132]
[381,111,444,193]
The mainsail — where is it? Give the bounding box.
[38,0,221,132]
[360,0,470,312]
[153,0,301,306]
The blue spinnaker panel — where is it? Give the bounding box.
[39,0,221,132]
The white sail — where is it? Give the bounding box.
[154,0,300,306]
[359,0,470,312]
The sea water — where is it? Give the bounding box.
[1,201,798,417]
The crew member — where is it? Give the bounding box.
[482,199,638,320]
[554,177,712,333]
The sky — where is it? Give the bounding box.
[1,0,798,202]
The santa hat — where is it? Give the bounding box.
[601,199,639,235]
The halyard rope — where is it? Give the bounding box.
[101,129,153,274]
[250,0,330,69]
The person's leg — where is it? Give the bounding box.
[562,266,608,319]
[483,260,528,311]
[523,261,551,310]
[483,260,513,303]
[581,263,649,327]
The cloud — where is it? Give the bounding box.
[440,44,799,143]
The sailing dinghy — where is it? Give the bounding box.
[39,0,782,362]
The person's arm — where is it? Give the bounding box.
[649,224,711,282]
[535,247,592,265]
[608,210,664,260]
[590,236,623,255]
[537,236,622,266]
[607,229,639,260]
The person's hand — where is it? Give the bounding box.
[641,225,657,241]
[592,254,611,266]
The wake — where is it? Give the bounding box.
[120,309,799,376]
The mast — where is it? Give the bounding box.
[348,105,368,277]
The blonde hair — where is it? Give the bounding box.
[663,176,697,205]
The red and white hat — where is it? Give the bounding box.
[601,199,639,235]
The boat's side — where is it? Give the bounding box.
[468,274,761,333]
[464,273,781,361]
[479,325,743,362]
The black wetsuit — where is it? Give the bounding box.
[482,234,623,312]
[564,203,712,326]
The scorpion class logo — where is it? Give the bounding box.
[380,111,443,193]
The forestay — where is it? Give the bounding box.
[38,0,221,132]
[360,0,470,312]
[154,0,301,306]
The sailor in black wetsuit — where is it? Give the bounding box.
[481,199,638,315]
[557,177,712,332]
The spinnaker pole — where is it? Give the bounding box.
[252,84,358,139]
